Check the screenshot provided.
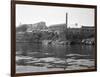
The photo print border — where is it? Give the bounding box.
[11,0,97,77]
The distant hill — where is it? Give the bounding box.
[27,22,47,32]
[16,21,68,33]
[16,21,48,33]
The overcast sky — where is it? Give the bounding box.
[16,4,95,28]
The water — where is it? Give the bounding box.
[16,43,95,73]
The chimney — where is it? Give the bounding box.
[66,13,68,28]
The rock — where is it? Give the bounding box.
[82,38,95,45]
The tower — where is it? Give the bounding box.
[66,13,68,28]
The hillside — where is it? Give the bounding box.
[16,21,48,33]
[16,22,95,45]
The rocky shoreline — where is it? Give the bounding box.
[42,38,95,46]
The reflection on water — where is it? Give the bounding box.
[16,43,95,73]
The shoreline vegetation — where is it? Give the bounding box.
[16,21,95,45]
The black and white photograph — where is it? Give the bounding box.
[14,1,96,75]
